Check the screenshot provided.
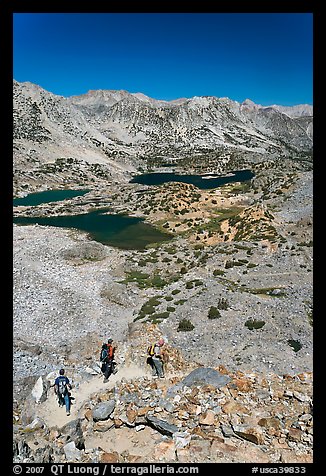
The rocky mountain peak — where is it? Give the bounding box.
[13,79,313,165]
[242,98,258,106]
[69,88,132,107]
[271,104,313,118]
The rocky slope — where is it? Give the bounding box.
[13,323,312,464]
[12,80,313,464]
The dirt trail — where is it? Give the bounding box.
[37,364,149,429]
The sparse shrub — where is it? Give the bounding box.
[150,311,170,320]
[287,339,302,352]
[245,319,265,330]
[208,306,221,319]
[177,318,195,331]
[138,297,161,315]
[165,296,173,301]
[137,260,148,267]
[298,240,313,247]
[217,298,229,310]
[247,263,257,268]
[194,280,203,286]
[213,269,225,276]
[166,247,177,254]
[151,275,168,288]
[62,242,107,262]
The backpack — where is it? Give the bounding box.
[107,344,114,360]
[147,344,155,357]
[58,377,67,396]
[100,345,108,362]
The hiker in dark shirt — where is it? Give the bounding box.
[54,368,72,416]
[100,338,118,383]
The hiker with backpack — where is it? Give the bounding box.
[147,338,166,378]
[54,368,72,416]
[100,338,118,383]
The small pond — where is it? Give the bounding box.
[130,169,254,189]
[13,189,90,207]
[13,207,172,250]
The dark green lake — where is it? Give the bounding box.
[130,169,254,189]
[13,189,90,207]
[13,169,253,249]
[13,208,172,250]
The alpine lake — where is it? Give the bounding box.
[13,170,254,250]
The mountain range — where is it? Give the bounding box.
[13,80,313,175]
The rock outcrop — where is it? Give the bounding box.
[13,355,313,464]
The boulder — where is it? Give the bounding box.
[92,400,116,422]
[146,415,179,436]
[84,366,101,375]
[177,439,212,463]
[15,440,31,460]
[173,431,192,449]
[199,410,216,426]
[64,441,82,461]
[167,368,231,397]
[31,376,48,404]
[23,417,46,432]
[232,424,265,445]
[33,446,54,463]
[60,418,85,449]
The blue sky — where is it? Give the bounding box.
[13,13,313,106]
